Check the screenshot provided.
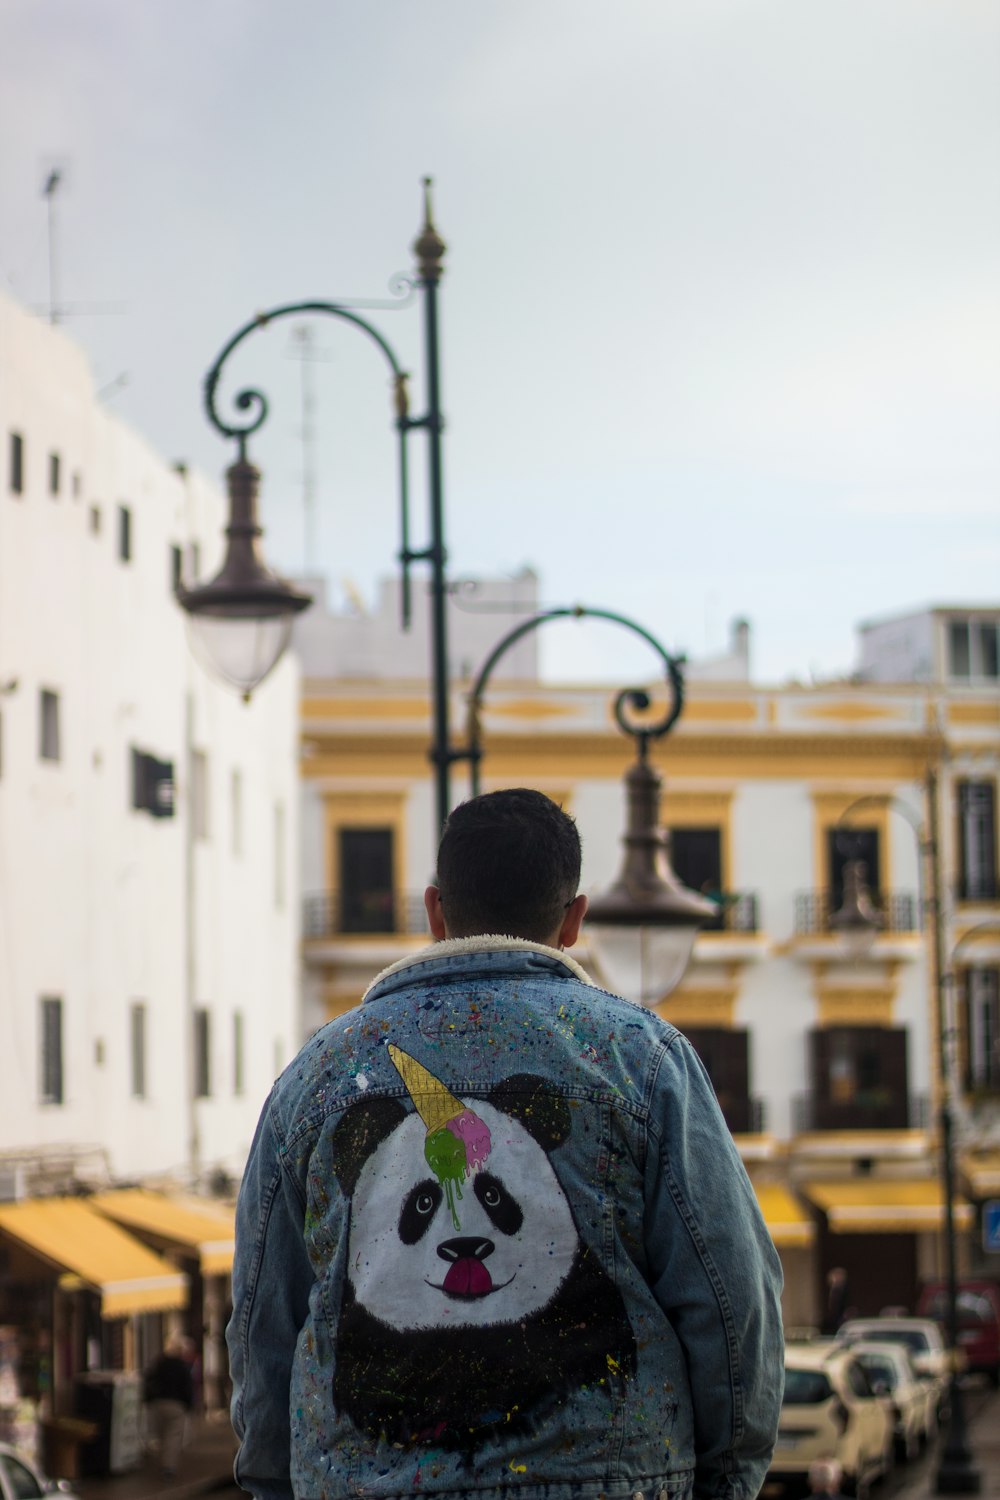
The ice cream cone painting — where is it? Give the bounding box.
[387,1044,492,1230]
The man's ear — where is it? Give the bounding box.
[557,892,588,949]
[424,884,447,940]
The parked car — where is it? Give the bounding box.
[0,1445,79,1500]
[836,1314,952,1411]
[916,1280,1000,1388]
[849,1340,936,1459]
[769,1342,893,1499]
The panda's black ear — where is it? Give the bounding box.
[489,1075,571,1150]
[330,1096,408,1196]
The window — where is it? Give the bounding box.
[9,432,24,494]
[39,689,61,762]
[960,968,1000,1092]
[118,504,132,561]
[130,1002,147,1098]
[669,826,724,930]
[338,827,394,932]
[827,826,881,910]
[71,470,82,499]
[957,781,998,901]
[170,544,183,593]
[275,801,286,909]
[191,750,210,839]
[233,1011,245,1096]
[49,452,60,496]
[231,769,244,858]
[683,1027,751,1133]
[810,1026,909,1128]
[89,504,101,534]
[949,618,1000,680]
[194,1008,211,1097]
[131,747,175,818]
[40,997,64,1104]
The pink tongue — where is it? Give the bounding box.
[443,1259,493,1296]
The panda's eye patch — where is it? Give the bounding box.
[473,1172,523,1235]
[398,1179,444,1244]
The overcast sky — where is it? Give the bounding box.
[2,1,998,684]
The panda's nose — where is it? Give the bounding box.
[437,1236,494,1263]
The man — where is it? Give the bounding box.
[228,788,783,1500]
[144,1335,194,1478]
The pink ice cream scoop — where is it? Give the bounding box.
[445,1108,492,1172]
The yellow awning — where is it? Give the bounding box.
[753,1184,815,1247]
[0,1197,188,1317]
[802,1178,975,1234]
[91,1189,235,1275]
[961,1152,1000,1199]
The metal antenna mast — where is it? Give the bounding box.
[43,170,61,325]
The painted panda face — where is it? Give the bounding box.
[347,1097,579,1330]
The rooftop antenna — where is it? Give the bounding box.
[43,169,61,324]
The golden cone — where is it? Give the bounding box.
[388,1044,464,1133]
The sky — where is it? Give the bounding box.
[2,0,998,685]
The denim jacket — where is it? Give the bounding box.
[227,938,784,1500]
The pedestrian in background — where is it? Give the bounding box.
[144,1336,194,1478]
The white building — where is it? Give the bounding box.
[0,292,300,1422]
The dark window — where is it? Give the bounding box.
[233,1011,245,1096]
[130,1002,147,1098]
[48,452,60,496]
[827,826,881,910]
[89,505,101,534]
[683,1027,751,1133]
[949,621,971,678]
[960,968,1000,1092]
[170,544,183,592]
[339,828,395,932]
[40,997,64,1104]
[669,826,724,929]
[957,781,998,901]
[194,1008,211,1097]
[9,432,24,494]
[72,470,82,499]
[118,504,132,561]
[979,623,1000,679]
[131,747,175,817]
[810,1026,909,1129]
[39,689,61,762]
[782,1369,832,1405]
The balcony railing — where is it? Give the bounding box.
[699,892,760,934]
[791,1092,930,1133]
[303,890,429,939]
[793,889,917,937]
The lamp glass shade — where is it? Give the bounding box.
[187,611,294,697]
[587,921,699,1007]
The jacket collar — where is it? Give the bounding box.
[361,934,597,1002]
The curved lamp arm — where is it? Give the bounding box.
[464,605,685,797]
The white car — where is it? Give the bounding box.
[769,1342,893,1499]
[837,1316,951,1414]
[0,1445,80,1500]
[850,1340,936,1459]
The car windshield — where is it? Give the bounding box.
[851,1327,930,1354]
[858,1356,898,1389]
[783,1368,833,1405]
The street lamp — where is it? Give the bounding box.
[463,605,717,1004]
[836,769,980,1495]
[178,179,457,833]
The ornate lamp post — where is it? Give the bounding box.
[463,606,717,1003]
[835,770,981,1495]
[177,180,457,833]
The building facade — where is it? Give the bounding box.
[0,293,300,1443]
[298,602,1000,1330]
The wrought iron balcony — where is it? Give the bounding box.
[793,889,917,936]
[303,890,429,939]
[791,1091,930,1133]
[698,891,759,934]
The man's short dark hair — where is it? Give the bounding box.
[435,788,581,943]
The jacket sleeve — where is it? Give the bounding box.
[226,1090,316,1500]
[643,1032,784,1500]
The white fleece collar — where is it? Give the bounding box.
[361,934,597,1002]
